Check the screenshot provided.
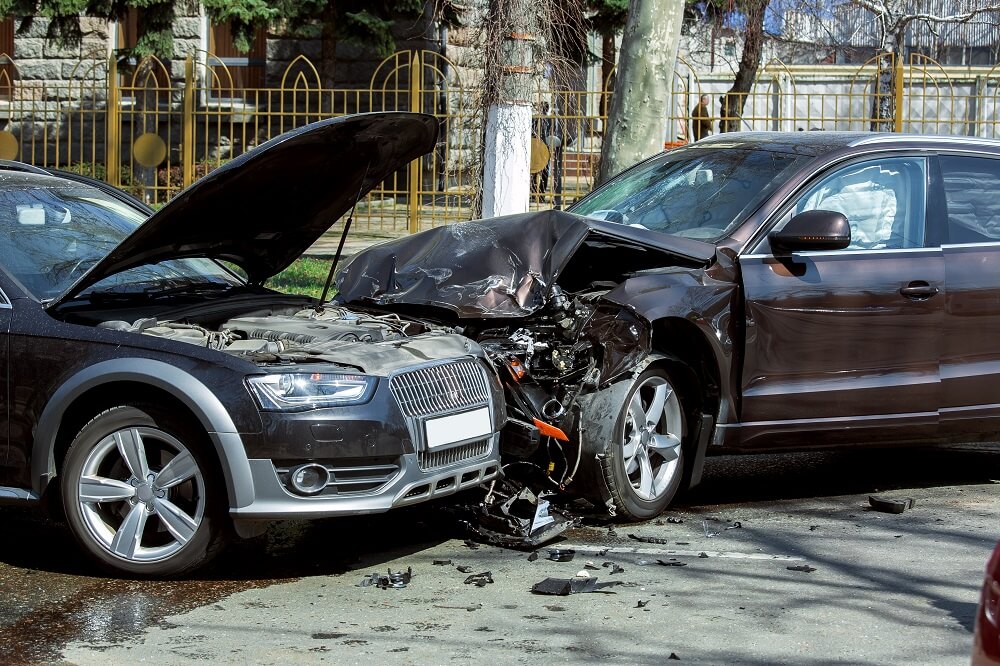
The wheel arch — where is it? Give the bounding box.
[31,358,254,510]
[649,317,724,425]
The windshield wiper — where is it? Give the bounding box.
[143,282,236,300]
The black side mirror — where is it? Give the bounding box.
[769,210,851,254]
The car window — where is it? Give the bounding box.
[939,155,1000,244]
[0,178,241,300]
[766,157,928,251]
[569,147,813,242]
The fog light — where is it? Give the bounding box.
[288,464,329,495]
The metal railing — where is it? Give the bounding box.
[0,50,998,233]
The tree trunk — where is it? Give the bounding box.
[719,0,767,133]
[598,0,684,185]
[600,30,616,124]
[870,29,904,132]
[320,5,338,89]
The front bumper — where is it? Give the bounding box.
[231,439,500,519]
[230,356,505,519]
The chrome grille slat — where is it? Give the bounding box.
[390,360,491,418]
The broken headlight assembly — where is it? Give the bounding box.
[247,372,376,411]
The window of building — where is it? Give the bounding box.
[208,21,266,96]
[115,9,171,90]
[0,17,15,100]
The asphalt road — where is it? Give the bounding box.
[2,444,999,665]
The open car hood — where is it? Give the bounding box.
[336,209,715,318]
[50,112,438,306]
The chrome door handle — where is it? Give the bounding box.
[899,281,939,300]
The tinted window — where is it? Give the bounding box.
[939,155,1000,243]
[766,157,927,250]
[570,146,813,242]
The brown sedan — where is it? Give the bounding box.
[338,132,1000,520]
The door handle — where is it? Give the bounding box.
[899,281,939,300]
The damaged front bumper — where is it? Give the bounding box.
[231,444,501,519]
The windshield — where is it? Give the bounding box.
[0,177,242,300]
[570,146,813,242]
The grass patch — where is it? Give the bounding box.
[265,257,333,300]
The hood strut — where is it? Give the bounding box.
[319,161,371,305]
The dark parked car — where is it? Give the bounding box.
[0,113,504,575]
[338,131,1000,520]
[974,540,1000,666]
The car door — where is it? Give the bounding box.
[934,153,1000,436]
[737,155,943,447]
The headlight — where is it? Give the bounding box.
[247,372,376,411]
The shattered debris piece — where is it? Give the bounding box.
[698,552,709,558]
[702,518,742,537]
[669,652,681,660]
[628,533,669,545]
[636,600,650,608]
[675,542,689,545]
[787,565,817,573]
[868,496,916,514]
[463,539,481,550]
[584,561,601,570]
[809,526,819,531]
[433,560,453,566]
[548,548,576,562]
[464,480,576,550]
[456,565,473,574]
[667,517,684,524]
[531,577,622,596]
[601,562,625,574]
[657,559,687,567]
[464,572,495,587]
[528,551,539,562]
[359,567,413,589]
[575,570,591,578]
[596,548,609,556]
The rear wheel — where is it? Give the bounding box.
[581,367,687,520]
[61,404,226,576]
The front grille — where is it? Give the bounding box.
[418,438,492,471]
[390,360,491,418]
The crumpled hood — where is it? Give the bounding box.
[336,209,715,318]
[53,112,438,305]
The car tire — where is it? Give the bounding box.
[580,367,687,520]
[61,404,227,576]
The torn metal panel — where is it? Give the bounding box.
[463,480,575,549]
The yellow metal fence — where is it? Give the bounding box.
[0,51,998,234]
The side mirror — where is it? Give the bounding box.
[769,209,850,254]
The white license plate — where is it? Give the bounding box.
[424,407,492,450]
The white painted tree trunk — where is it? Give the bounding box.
[481,103,532,217]
[597,0,685,185]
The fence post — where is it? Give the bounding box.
[407,50,422,234]
[182,56,195,188]
[894,54,904,132]
[106,57,120,186]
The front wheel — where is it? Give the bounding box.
[580,367,687,520]
[61,405,226,576]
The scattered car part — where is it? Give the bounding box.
[703,518,742,537]
[603,562,625,574]
[548,548,576,562]
[456,565,473,574]
[464,480,575,549]
[657,559,687,567]
[787,565,817,573]
[584,561,601,570]
[636,600,650,608]
[464,572,494,587]
[359,568,414,589]
[528,551,539,562]
[433,560,453,566]
[531,577,620,595]
[629,533,670,545]
[869,496,917,513]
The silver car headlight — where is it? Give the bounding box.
[247,373,377,411]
